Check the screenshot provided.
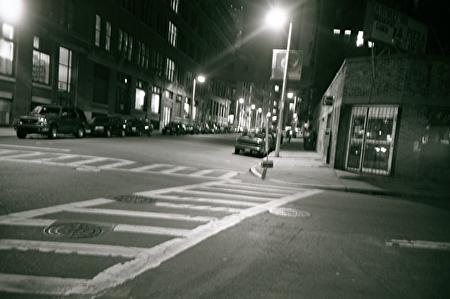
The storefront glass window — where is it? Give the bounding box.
[32,50,50,84]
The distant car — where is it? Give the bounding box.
[15,104,86,139]
[90,115,126,137]
[234,131,275,157]
[123,116,152,136]
[185,124,194,135]
[162,122,183,135]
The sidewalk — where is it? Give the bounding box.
[250,138,450,200]
[0,126,15,137]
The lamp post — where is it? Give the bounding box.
[266,7,292,157]
[238,97,244,130]
[192,74,205,122]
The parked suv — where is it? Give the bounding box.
[15,104,86,139]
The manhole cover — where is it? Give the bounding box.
[269,207,311,218]
[44,222,104,239]
[114,194,154,203]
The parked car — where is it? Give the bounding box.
[303,129,317,150]
[234,131,275,157]
[123,116,152,136]
[15,104,87,139]
[90,115,126,137]
[162,122,183,135]
[185,124,195,135]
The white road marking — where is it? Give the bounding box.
[0,144,71,152]
[68,189,322,295]
[386,239,450,251]
[160,166,192,174]
[129,164,174,172]
[0,152,43,160]
[225,182,303,193]
[114,224,189,237]
[66,207,216,222]
[176,189,275,202]
[0,273,88,295]
[0,149,16,155]
[196,186,287,197]
[139,180,222,195]
[0,239,143,258]
[138,194,258,207]
[189,169,216,177]
[66,157,108,167]
[155,202,242,213]
[98,160,135,169]
[0,218,55,227]
[36,154,80,162]
[217,171,239,179]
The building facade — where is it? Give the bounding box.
[0,0,238,130]
[315,55,450,182]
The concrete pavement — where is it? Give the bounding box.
[250,138,450,200]
[0,127,14,137]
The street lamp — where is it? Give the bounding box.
[0,0,23,23]
[238,97,244,129]
[266,6,292,157]
[192,74,205,122]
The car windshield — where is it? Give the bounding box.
[243,132,266,139]
[31,105,60,115]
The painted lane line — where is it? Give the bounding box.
[138,194,258,208]
[155,202,242,213]
[0,151,43,160]
[160,166,192,174]
[66,207,217,222]
[114,224,190,237]
[129,164,174,172]
[175,189,275,202]
[0,273,87,295]
[386,239,450,251]
[66,157,108,167]
[217,171,239,179]
[196,186,286,198]
[98,160,135,169]
[0,198,114,222]
[189,169,216,177]
[68,189,323,295]
[0,218,55,227]
[0,239,144,258]
[0,144,71,152]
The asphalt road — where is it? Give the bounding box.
[0,133,449,299]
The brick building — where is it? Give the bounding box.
[315,55,450,181]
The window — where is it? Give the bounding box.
[170,0,179,13]
[175,95,182,117]
[105,21,111,51]
[127,35,133,61]
[165,58,175,81]
[118,29,123,51]
[135,88,146,110]
[184,98,190,118]
[0,23,14,75]
[168,21,177,47]
[58,47,72,92]
[95,14,101,47]
[151,86,160,114]
[32,50,50,84]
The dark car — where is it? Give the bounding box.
[162,122,183,135]
[123,116,153,136]
[234,131,275,157]
[90,115,126,137]
[15,104,86,139]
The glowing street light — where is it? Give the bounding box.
[192,74,205,121]
[0,0,23,23]
[266,6,292,157]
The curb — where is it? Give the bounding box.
[249,164,449,200]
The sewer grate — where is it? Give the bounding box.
[269,207,311,218]
[114,194,155,203]
[44,222,104,239]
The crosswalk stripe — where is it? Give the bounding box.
[232,181,304,192]
[98,160,135,169]
[66,207,216,222]
[0,273,88,295]
[0,149,16,155]
[144,194,258,207]
[37,154,80,162]
[0,239,144,258]
[160,166,192,174]
[66,157,108,167]
[129,164,174,172]
[0,218,55,227]
[114,224,190,237]
[218,182,297,194]
[175,189,275,202]
[0,152,43,160]
[196,186,287,198]
[0,144,71,152]
[155,202,243,213]
[217,171,239,179]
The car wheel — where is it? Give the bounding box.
[106,129,112,137]
[16,130,26,139]
[234,148,240,155]
[48,126,58,139]
[76,127,84,138]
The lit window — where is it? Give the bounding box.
[333,29,340,35]
[33,36,39,48]
[344,30,351,36]
[127,35,133,61]
[58,47,72,92]
[274,85,279,92]
[135,88,146,110]
[0,23,14,75]
[95,14,101,46]
[168,21,177,47]
[165,58,175,81]
[170,0,179,13]
[368,41,375,48]
[151,92,160,114]
[356,31,364,47]
[118,29,123,51]
[2,23,14,39]
[32,50,50,84]
[105,21,111,51]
